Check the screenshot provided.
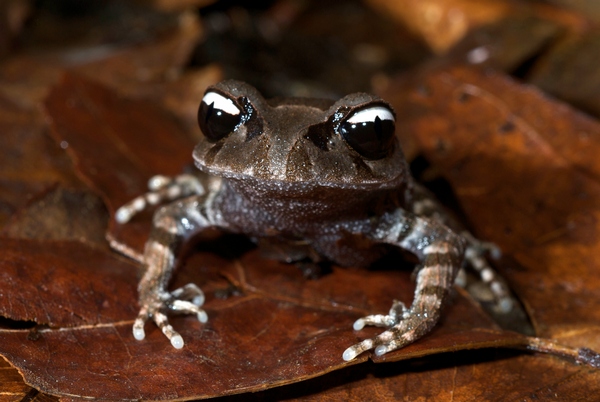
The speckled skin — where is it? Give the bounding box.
[119,80,471,360]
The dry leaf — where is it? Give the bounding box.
[365,0,514,53]
[382,64,600,352]
[0,71,533,400]
[3,3,600,398]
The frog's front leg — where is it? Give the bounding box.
[132,193,226,349]
[342,210,465,361]
[116,174,205,224]
[411,184,512,313]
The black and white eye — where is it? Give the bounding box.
[339,105,395,160]
[197,91,242,141]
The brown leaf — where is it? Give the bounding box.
[0,238,139,326]
[2,186,108,247]
[0,70,533,399]
[224,350,600,401]
[0,0,31,59]
[443,14,562,72]
[364,0,514,53]
[0,236,517,400]
[44,72,197,254]
[2,4,600,401]
[73,11,204,99]
[529,31,600,119]
[213,250,527,363]
[382,64,600,352]
[0,355,40,401]
[0,92,81,228]
[3,11,597,395]
[541,0,600,22]
[0,8,205,113]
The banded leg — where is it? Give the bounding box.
[411,183,512,314]
[116,174,205,224]
[462,232,512,313]
[343,211,465,361]
[132,192,226,348]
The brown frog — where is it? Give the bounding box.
[115,80,509,361]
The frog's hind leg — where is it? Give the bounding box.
[116,174,205,223]
[462,232,513,313]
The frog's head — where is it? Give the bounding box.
[193,80,408,191]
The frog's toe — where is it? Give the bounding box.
[171,283,205,307]
[342,325,418,361]
[352,299,407,330]
[171,299,208,323]
[132,306,149,341]
[132,306,183,348]
[352,314,394,330]
[342,338,375,361]
[154,310,185,349]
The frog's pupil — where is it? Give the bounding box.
[198,97,242,142]
[374,116,382,139]
[204,101,215,122]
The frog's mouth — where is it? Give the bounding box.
[194,157,406,194]
[193,138,408,192]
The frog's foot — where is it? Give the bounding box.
[132,283,207,349]
[342,302,432,361]
[116,174,205,224]
[462,232,513,314]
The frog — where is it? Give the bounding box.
[115,79,510,361]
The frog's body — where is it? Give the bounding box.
[116,80,506,361]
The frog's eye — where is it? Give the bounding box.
[198,91,242,141]
[339,105,395,160]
